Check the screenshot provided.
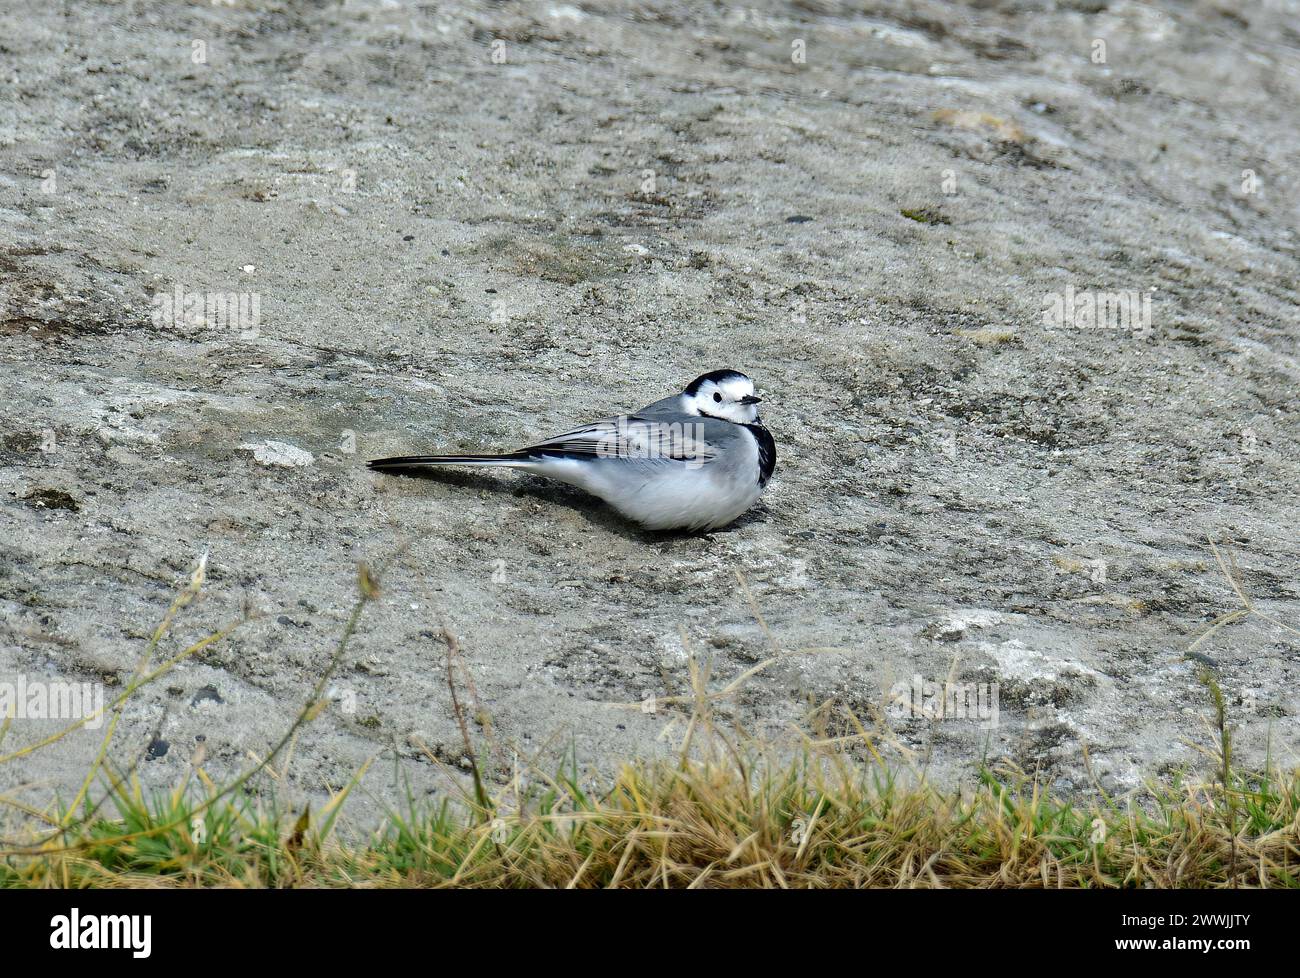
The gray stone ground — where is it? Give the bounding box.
[1,0,1297,834]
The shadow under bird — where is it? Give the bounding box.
[368,370,776,531]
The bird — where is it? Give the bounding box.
[368,369,776,531]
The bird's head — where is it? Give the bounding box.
[681,369,763,424]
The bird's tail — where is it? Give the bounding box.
[367,453,530,472]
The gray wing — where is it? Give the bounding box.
[523,413,718,463]
[637,393,690,416]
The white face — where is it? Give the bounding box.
[686,374,762,424]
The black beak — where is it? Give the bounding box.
[739,394,762,405]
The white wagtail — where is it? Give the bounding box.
[368,370,775,531]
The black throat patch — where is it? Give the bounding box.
[741,423,777,487]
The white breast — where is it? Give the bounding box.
[515,426,766,531]
[607,429,764,531]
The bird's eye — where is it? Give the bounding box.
[712,392,722,402]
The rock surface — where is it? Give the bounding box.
[1,0,1297,829]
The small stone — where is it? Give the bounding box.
[241,440,315,467]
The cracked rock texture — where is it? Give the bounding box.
[1,0,1297,829]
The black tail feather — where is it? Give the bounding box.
[367,453,528,470]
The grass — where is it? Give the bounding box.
[2,544,1298,888]
[900,207,951,226]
